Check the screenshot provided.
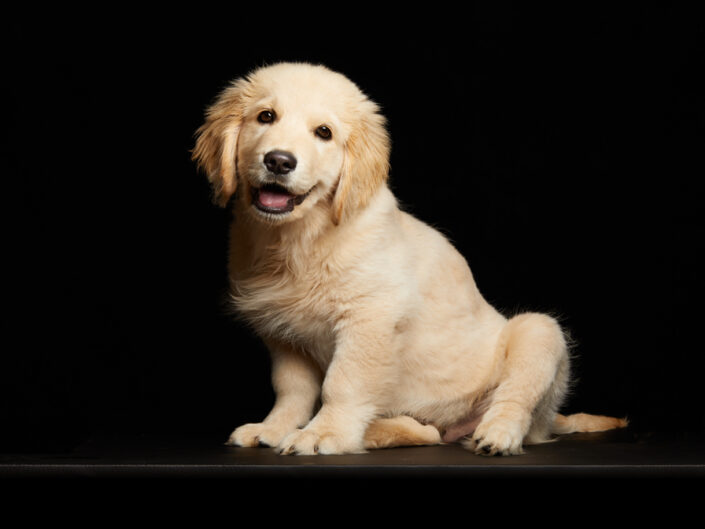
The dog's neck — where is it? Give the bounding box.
[231,198,335,278]
[231,186,398,279]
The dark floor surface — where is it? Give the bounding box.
[2,428,703,479]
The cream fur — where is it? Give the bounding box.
[193,62,626,456]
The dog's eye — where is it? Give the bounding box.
[258,110,276,124]
[315,125,332,140]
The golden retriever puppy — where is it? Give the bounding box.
[193,62,627,455]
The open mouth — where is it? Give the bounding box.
[251,183,312,215]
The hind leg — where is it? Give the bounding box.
[464,312,569,456]
[363,416,441,449]
[524,350,571,445]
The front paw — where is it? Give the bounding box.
[278,429,365,455]
[463,418,525,456]
[226,422,294,448]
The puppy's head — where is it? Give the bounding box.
[192,62,390,225]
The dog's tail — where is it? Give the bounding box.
[552,412,628,435]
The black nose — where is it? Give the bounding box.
[264,150,297,175]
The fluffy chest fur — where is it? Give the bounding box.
[232,268,338,361]
[227,212,358,368]
[228,191,402,357]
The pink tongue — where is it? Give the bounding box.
[259,189,293,209]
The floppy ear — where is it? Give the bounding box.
[332,102,391,225]
[192,80,249,207]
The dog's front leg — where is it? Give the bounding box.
[227,338,322,448]
[278,328,391,455]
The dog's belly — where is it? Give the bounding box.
[388,381,495,440]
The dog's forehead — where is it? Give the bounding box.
[265,83,350,115]
[249,64,361,120]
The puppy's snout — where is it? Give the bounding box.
[264,150,297,175]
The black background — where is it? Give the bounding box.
[4,5,703,453]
